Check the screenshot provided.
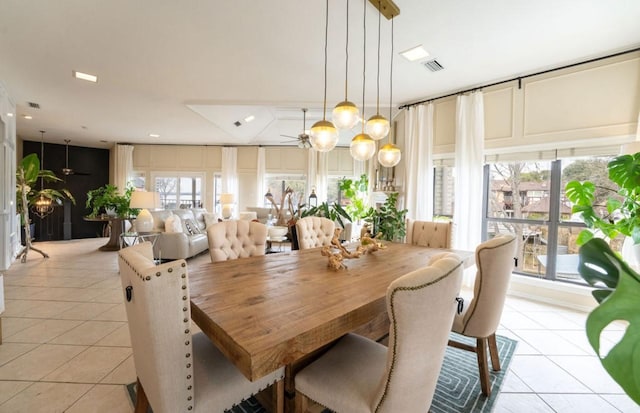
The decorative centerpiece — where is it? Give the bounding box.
[321,228,386,271]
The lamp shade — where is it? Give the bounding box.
[332,101,360,130]
[309,120,339,152]
[365,114,390,141]
[350,133,376,161]
[220,193,235,219]
[220,193,235,205]
[377,142,402,167]
[130,191,160,209]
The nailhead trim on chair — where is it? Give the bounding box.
[374,261,463,413]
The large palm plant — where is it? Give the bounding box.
[16,153,74,262]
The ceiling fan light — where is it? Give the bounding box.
[350,133,376,161]
[332,100,360,129]
[310,119,339,152]
[378,142,402,167]
[365,114,390,140]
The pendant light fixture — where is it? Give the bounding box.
[377,15,401,168]
[350,0,376,161]
[365,0,390,141]
[31,130,54,219]
[310,0,339,152]
[332,0,360,130]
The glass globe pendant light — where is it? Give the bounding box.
[332,0,360,130]
[365,1,390,141]
[310,0,339,152]
[350,0,376,161]
[377,16,401,167]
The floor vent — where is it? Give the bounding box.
[423,59,444,72]
[27,101,40,109]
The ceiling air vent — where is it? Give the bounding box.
[233,121,242,127]
[422,59,444,72]
[27,101,40,109]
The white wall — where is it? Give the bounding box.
[132,145,356,213]
[0,82,17,271]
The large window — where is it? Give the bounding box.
[153,173,204,209]
[482,154,618,284]
[434,163,455,219]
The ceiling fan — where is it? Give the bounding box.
[62,139,90,176]
[280,108,312,149]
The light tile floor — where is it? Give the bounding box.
[0,238,637,412]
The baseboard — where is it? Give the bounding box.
[507,274,598,312]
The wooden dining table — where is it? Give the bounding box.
[189,242,473,409]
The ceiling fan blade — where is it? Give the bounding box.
[280,134,298,139]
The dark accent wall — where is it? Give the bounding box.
[22,141,109,241]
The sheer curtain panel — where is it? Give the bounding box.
[115,144,134,193]
[221,147,238,198]
[403,103,434,221]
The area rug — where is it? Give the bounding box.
[127,333,517,413]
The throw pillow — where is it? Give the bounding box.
[164,213,183,233]
[203,212,220,228]
[183,218,201,235]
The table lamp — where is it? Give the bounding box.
[220,193,235,220]
[130,191,160,232]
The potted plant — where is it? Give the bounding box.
[339,174,370,223]
[16,153,75,262]
[565,152,640,252]
[301,201,353,229]
[86,184,135,218]
[564,152,640,404]
[364,192,407,242]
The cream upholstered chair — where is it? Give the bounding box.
[294,253,464,413]
[295,217,335,250]
[407,220,452,248]
[448,234,517,396]
[207,220,267,262]
[118,242,284,413]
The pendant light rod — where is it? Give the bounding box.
[361,0,367,132]
[321,0,329,120]
[343,0,350,100]
[388,16,394,137]
[39,130,45,189]
[375,0,382,114]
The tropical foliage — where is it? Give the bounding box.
[86,184,135,218]
[302,202,352,229]
[365,192,407,242]
[339,174,370,222]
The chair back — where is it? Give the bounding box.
[118,242,194,413]
[295,217,335,249]
[408,220,452,248]
[456,234,516,337]
[372,253,463,412]
[207,220,267,262]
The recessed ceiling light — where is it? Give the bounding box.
[73,70,98,83]
[244,115,255,123]
[149,133,160,138]
[23,115,32,120]
[400,45,430,62]
[7,113,14,117]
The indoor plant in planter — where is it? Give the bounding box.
[364,192,407,242]
[86,184,135,218]
[564,151,640,404]
[16,153,75,262]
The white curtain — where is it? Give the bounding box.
[403,103,434,221]
[256,147,266,206]
[453,92,485,252]
[221,147,238,197]
[317,152,329,203]
[307,148,318,201]
[114,144,134,193]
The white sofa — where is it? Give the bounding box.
[149,208,216,260]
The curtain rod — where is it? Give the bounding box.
[398,46,640,110]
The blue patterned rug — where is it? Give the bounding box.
[127,333,516,413]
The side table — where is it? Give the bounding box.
[120,231,161,249]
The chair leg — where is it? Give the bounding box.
[488,333,501,371]
[294,391,309,413]
[274,379,284,413]
[134,378,150,413]
[476,338,491,396]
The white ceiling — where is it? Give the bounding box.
[1,0,639,148]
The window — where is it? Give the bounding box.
[433,164,454,219]
[213,174,221,213]
[153,173,204,209]
[263,174,306,208]
[130,171,146,191]
[482,153,617,284]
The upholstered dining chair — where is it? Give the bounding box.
[118,242,284,413]
[448,234,517,396]
[207,220,267,262]
[407,220,453,248]
[295,216,335,250]
[294,253,464,413]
